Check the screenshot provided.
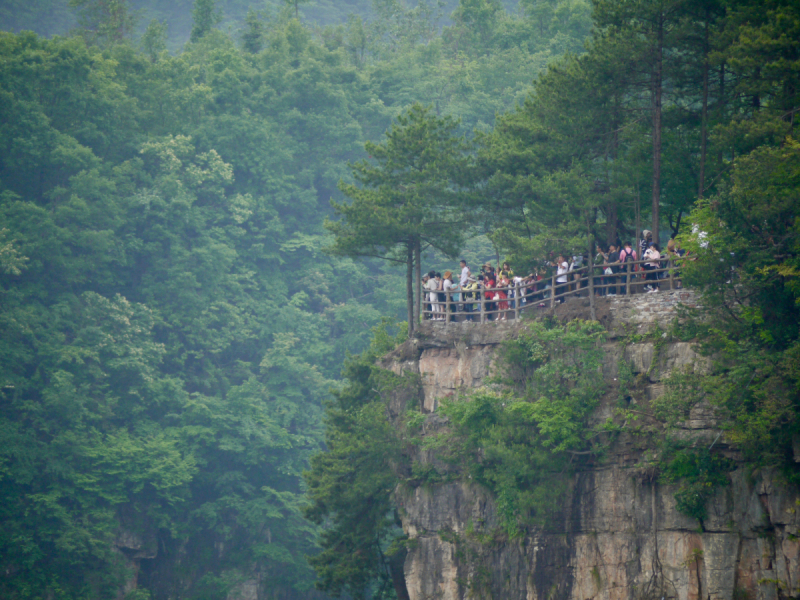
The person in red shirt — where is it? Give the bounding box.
[484,271,496,320]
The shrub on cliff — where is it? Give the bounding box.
[434,319,608,535]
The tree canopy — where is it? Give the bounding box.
[1,0,798,598]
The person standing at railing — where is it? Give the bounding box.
[606,244,619,295]
[527,268,544,304]
[462,276,479,321]
[640,230,653,261]
[618,242,636,294]
[499,262,514,308]
[482,262,496,282]
[459,260,471,287]
[643,243,661,292]
[443,271,458,322]
[555,254,569,302]
[484,270,497,320]
[496,277,509,320]
[421,272,431,318]
[593,246,608,296]
[513,274,524,308]
[458,259,471,315]
[435,272,446,319]
[499,262,513,280]
[570,254,586,293]
[666,239,685,287]
[425,270,440,320]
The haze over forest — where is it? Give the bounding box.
[0,0,798,599]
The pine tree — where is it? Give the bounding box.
[241,8,264,53]
[190,0,221,42]
[326,104,470,333]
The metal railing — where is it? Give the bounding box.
[421,257,688,324]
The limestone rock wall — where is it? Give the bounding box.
[384,293,800,600]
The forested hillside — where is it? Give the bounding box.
[2,0,799,599]
[1,0,522,49]
[305,0,800,598]
[0,1,591,599]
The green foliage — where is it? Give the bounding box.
[328,102,472,329]
[660,448,733,523]
[665,137,800,472]
[304,321,410,598]
[436,319,607,535]
[0,22,407,599]
[140,18,167,60]
[69,0,138,47]
[190,0,222,42]
[2,0,798,596]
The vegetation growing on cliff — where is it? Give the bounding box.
[435,319,607,534]
[1,0,799,597]
[0,1,593,596]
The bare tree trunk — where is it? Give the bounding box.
[636,184,641,257]
[588,225,596,321]
[698,13,709,199]
[651,13,664,242]
[406,244,414,335]
[717,62,725,166]
[414,238,421,327]
[605,201,618,247]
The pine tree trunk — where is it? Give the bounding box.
[588,226,596,321]
[605,201,618,247]
[699,14,709,199]
[406,243,414,335]
[414,238,421,327]
[651,13,663,241]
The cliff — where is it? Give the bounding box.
[381,291,800,600]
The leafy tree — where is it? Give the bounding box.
[140,18,167,61]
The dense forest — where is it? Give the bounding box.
[0,1,588,599]
[1,0,798,599]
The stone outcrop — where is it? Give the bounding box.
[383,293,800,600]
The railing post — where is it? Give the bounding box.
[514,281,520,321]
[550,273,556,308]
[626,262,632,296]
[669,259,675,290]
[446,290,451,326]
[480,287,486,324]
[588,264,594,298]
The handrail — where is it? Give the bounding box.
[421,256,688,324]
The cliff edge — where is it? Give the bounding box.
[381,291,800,600]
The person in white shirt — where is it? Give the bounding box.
[512,275,524,307]
[458,259,470,315]
[554,254,569,302]
[643,243,661,292]
[459,259,470,287]
[425,271,440,320]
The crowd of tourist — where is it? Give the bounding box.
[422,231,689,321]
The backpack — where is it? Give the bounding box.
[620,249,634,267]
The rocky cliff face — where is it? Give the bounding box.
[382,291,800,600]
